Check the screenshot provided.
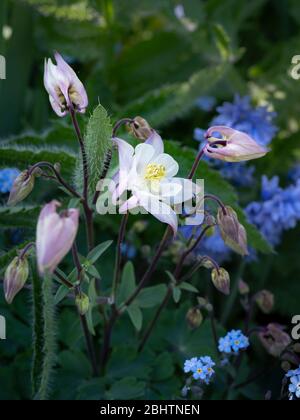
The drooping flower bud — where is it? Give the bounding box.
[186,307,203,329]
[7,170,35,206]
[238,279,250,295]
[255,290,274,314]
[75,292,90,315]
[36,200,79,275]
[129,116,153,140]
[204,126,268,162]
[211,267,230,295]
[217,206,248,256]
[258,324,291,358]
[44,52,88,117]
[4,256,29,304]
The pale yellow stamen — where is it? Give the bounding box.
[144,164,166,181]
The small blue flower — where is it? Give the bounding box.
[0,168,20,194]
[193,128,206,142]
[184,357,198,373]
[183,356,215,384]
[286,369,300,400]
[246,176,300,246]
[218,330,250,355]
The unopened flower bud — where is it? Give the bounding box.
[200,257,215,269]
[255,290,274,314]
[75,292,90,315]
[211,267,230,295]
[281,361,291,372]
[36,200,79,275]
[4,256,29,304]
[129,117,153,140]
[238,280,250,295]
[293,343,300,353]
[258,324,291,358]
[217,206,248,256]
[186,307,203,329]
[7,170,35,206]
[54,163,61,173]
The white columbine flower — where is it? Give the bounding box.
[109,132,198,233]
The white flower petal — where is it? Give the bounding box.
[152,153,179,177]
[145,131,164,156]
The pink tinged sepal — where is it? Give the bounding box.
[43,52,88,117]
[204,125,268,162]
[4,256,29,304]
[36,200,79,275]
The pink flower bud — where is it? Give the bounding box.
[258,324,291,358]
[4,256,29,304]
[44,52,88,117]
[204,126,268,162]
[217,206,248,256]
[36,200,79,275]
[255,290,274,314]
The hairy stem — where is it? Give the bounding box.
[31,271,44,396]
[35,274,56,400]
[111,213,129,304]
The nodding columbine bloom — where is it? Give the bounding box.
[204,126,268,162]
[36,200,79,275]
[7,170,35,206]
[109,131,199,234]
[4,256,29,304]
[218,330,250,354]
[44,52,88,117]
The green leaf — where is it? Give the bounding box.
[54,285,70,306]
[179,282,199,293]
[0,206,41,229]
[74,104,112,199]
[86,279,98,335]
[87,240,113,264]
[127,305,143,331]
[151,352,174,381]
[172,287,182,303]
[0,146,76,177]
[136,284,168,308]
[106,377,146,400]
[120,64,228,127]
[117,261,136,305]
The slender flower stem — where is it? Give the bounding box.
[29,161,82,199]
[71,243,98,376]
[111,213,129,304]
[112,118,134,137]
[101,227,172,368]
[19,242,35,260]
[188,147,205,179]
[121,226,172,309]
[139,226,211,352]
[69,107,94,251]
[53,269,74,289]
[204,194,227,215]
[209,309,219,355]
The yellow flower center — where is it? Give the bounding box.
[144,164,166,181]
[234,340,240,346]
[197,368,203,374]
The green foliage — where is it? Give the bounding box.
[74,104,112,198]
[0,206,41,229]
[120,64,228,127]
